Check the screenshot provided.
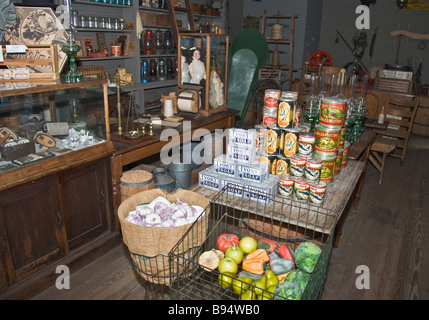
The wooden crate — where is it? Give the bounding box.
[374,77,414,94]
[0,45,59,82]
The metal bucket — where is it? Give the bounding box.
[168,163,193,189]
[152,167,175,192]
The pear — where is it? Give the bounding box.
[240,289,256,300]
[251,276,266,296]
[232,276,252,294]
[266,269,279,288]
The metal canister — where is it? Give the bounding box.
[305,156,322,183]
[299,123,311,133]
[260,153,277,175]
[278,174,294,198]
[338,126,347,149]
[319,153,337,184]
[298,131,316,159]
[319,97,347,128]
[276,155,289,176]
[290,154,306,178]
[265,125,281,155]
[309,181,327,206]
[277,95,294,128]
[342,141,351,168]
[263,89,281,127]
[314,124,341,156]
[281,127,302,158]
[293,178,309,202]
[335,147,343,175]
[254,124,267,155]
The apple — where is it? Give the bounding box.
[225,246,244,264]
[239,236,258,254]
[218,257,238,274]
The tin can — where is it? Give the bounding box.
[260,154,277,175]
[276,155,289,176]
[263,106,278,127]
[265,125,281,155]
[265,89,281,107]
[254,124,267,155]
[319,97,347,128]
[298,131,316,159]
[314,124,341,156]
[290,154,306,178]
[335,147,343,175]
[299,123,311,133]
[342,141,351,168]
[309,181,327,206]
[278,174,294,198]
[338,126,347,149]
[281,127,302,158]
[305,156,322,183]
[319,153,337,184]
[263,89,281,127]
[293,178,309,202]
[277,96,294,128]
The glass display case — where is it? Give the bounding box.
[177,33,229,116]
[0,79,111,172]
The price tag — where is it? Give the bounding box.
[5,45,28,53]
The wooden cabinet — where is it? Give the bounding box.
[0,80,120,299]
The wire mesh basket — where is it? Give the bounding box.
[168,184,338,300]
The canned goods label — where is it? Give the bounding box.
[276,156,289,175]
[282,128,300,157]
[338,126,347,148]
[314,125,341,156]
[290,154,306,177]
[255,125,267,154]
[305,157,322,182]
[335,148,343,175]
[342,141,351,168]
[293,180,309,202]
[298,132,315,158]
[309,182,327,206]
[266,127,280,154]
[277,97,294,128]
[278,174,294,198]
[319,97,347,127]
[260,154,277,175]
[320,155,336,183]
[265,89,281,108]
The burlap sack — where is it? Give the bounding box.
[118,188,210,257]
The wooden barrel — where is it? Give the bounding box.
[120,170,155,202]
[412,96,429,136]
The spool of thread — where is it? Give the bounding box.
[178,91,199,113]
[271,23,284,40]
[163,99,174,117]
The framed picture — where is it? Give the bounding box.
[3,6,69,73]
[96,33,106,52]
[82,37,94,56]
[116,33,130,56]
[74,40,84,57]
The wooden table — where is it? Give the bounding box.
[111,109,238,227]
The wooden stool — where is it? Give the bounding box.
[368,136,396,184]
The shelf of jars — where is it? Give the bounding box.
[73,0,134,7]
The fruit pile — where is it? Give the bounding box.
[198,233,322,300]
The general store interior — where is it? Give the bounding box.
[0,0,428,300]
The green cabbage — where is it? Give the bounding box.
[273,281,303,300]
[284,269,311,290]
[294,242,322,273]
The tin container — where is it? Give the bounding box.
[265,125,281,155]
[290,154,306,178]
[293,178,310,202]
[299,123,311,133]
[265,89,281,107]
[276,155,289,176]
[319,153,337,184]
[277,96,294,128]
[254,124,267,155]
[304,156,322,183]
[298,131,316,159]
[281,127,302,158]
[342,141,351,168]
[335,147,343,175]
[278,174,294,198]
[263,107,278,127]
[263,89,281,127]
[309,181,327,206]
[338,126,347,149]
[314,124,341,156]
[319,97,347,128]
[259,154,277,175]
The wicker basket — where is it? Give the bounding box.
[118,188,210,286]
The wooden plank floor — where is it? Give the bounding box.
[32,134,429,300]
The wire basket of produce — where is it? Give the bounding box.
[118,188,210,286]
[168,184,337,300]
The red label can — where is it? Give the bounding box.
[319,97,347,127]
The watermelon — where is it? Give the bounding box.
[273,281,303,300]
[284,269,311,291]
[294,242,322,274]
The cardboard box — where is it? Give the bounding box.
[139,12,156,25]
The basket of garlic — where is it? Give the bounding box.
[118,188,210,286]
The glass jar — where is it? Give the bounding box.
[119,18,124,30]
[80,16,87,28]
[71,10,79,28]
[99,17,105,29]
[106,17,112,30]
[87,16,94,28]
